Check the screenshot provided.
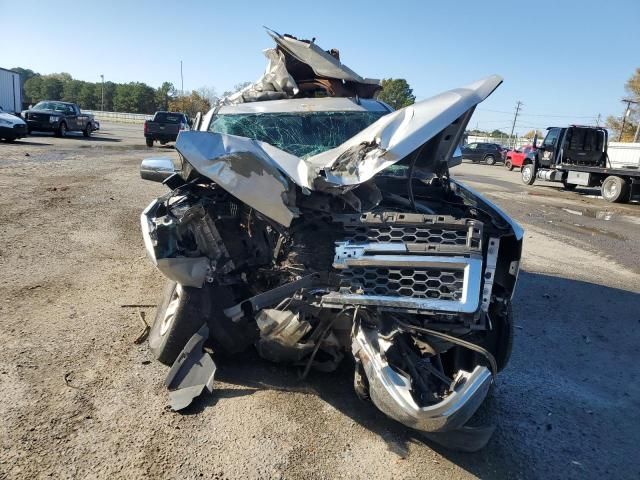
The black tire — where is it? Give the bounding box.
[521,164,536,185]
[27,127,32,135]
[562,179,577,191]
[505,159,513,171]
[601,175,630,203]
[83,123,92,137]
[56,122,67,138]
[149,281,209,365]
[484,155,496,166]
[149,280,257,365]
[145,137,153,147]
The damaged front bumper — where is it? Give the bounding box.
[353,326,492,433]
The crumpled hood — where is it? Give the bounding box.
[177,75,502,226]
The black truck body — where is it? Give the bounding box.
[144,111,189,147]
[521,126,640,203]
[23,101,94,137]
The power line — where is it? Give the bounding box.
[477,108,597,118]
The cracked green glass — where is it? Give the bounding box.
[208,111,387,158]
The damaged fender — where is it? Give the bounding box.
[165,324,216,411]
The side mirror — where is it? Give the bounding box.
[140,157,176,182]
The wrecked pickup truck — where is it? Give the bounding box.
[139,31,523,448]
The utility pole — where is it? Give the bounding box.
[596,113,601,126]
[508,101,523,148]
[100,74,104,111]
[619,99,638,141]
[180,60,184,113]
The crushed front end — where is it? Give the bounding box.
[139,39,522,446]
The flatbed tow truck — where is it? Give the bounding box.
[521,125,640,203]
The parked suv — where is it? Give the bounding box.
[461,142,504,165]
[505,145,535,171]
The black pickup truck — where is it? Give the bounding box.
[144,111,190,147]
[22,101,95,137]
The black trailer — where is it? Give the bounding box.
[521,125,640,203]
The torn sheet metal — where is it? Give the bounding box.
[222,29,379,105]
[226,48,299,105]
[156,257,209,288]
[176,131,302,226]
[165,324,216,411]
[266,28,379,85]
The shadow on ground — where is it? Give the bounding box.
[27,132,122,142]
[5,140,53,146]
[179,271,640,479]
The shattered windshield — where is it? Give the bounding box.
[208,111,388,158]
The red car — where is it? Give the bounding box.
[505,145,535,171]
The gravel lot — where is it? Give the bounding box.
[1,123,639,479]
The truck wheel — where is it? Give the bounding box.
[521,164,536,185]
[83,123,92,137]
[149,281,208,365]
[145,137,153,147]
[601,176,630,203]
[56,122,67,138]
[505,159,513,171]
[562,179,577,191]
[485,155,496,166]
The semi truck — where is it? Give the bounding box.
[521,125,640,203]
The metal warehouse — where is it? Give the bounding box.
[0,67,22,113]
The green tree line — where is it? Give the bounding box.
[11,67,211,115]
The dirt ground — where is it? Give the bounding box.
[1,123,639,479]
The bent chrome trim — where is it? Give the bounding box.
[353,326,492,432]
[326,254,482,314]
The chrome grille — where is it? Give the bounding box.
[342,225,469,245]
[340,266,464,300]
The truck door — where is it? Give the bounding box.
[65,104,78,130]
[537,128,562,167]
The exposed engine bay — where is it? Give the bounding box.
[139,31,523,450]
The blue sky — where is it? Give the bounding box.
[2,0,638,135]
